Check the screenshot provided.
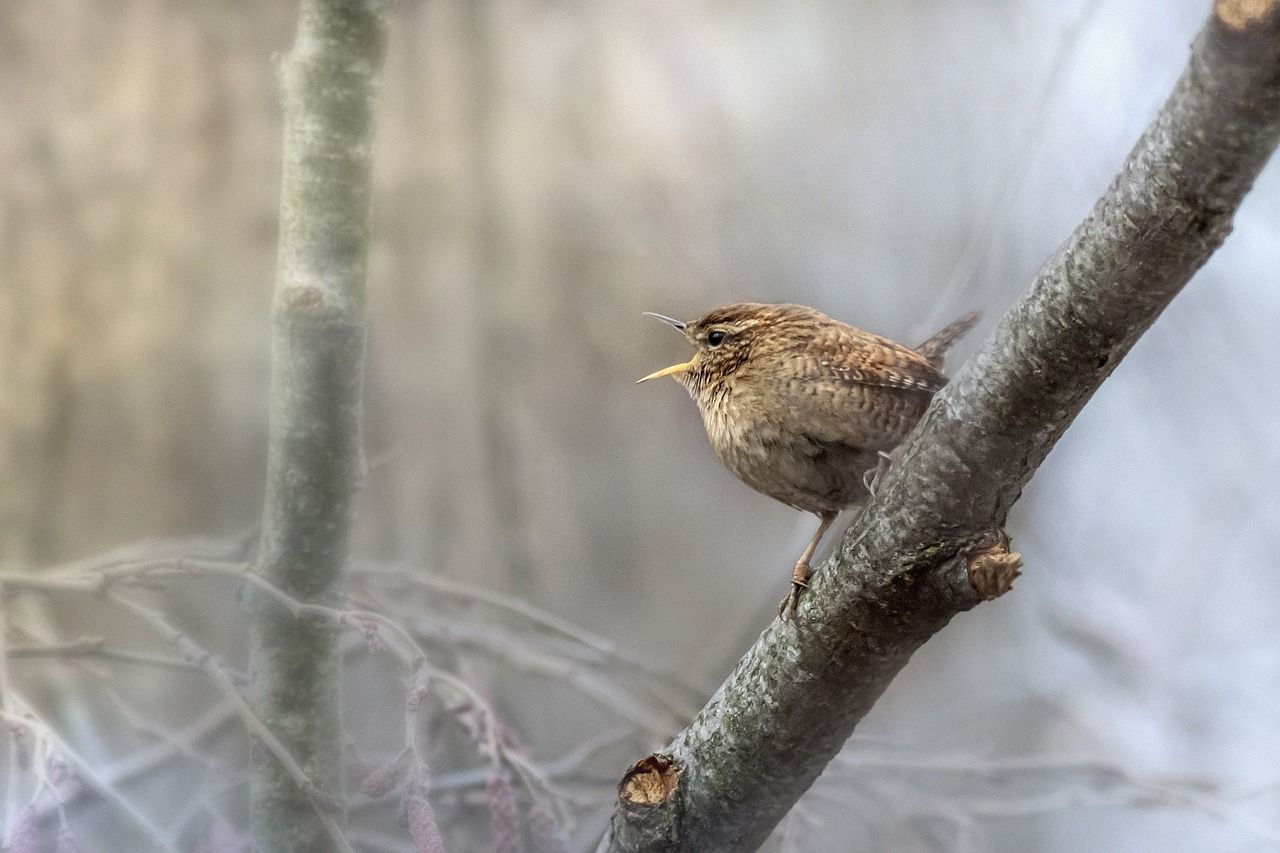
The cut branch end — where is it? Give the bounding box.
[1214,0,1280,30]
[967,542,1023,601]
[619,753,681,809]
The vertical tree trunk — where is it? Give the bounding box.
[249,2,388,850]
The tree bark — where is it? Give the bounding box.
[248,2,388,851]
[600,3,1280,851]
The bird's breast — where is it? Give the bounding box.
[696,386,801,501]
[693,380,877,513]
[697,385,761,463]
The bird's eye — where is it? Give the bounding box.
[707,330,727,348]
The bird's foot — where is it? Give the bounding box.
[778,563,813,620]
[863,450,895,498]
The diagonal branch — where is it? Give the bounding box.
[600,4,1280,851]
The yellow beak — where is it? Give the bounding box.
[636,360,694,384]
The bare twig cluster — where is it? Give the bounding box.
[0,538,690,850]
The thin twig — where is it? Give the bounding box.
[0,702,177,852]
[104,594,356,853]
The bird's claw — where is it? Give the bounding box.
[778,565,813,620]
[863,450,894,498]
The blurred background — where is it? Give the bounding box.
[2,0,1279,850]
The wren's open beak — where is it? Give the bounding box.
[636,312,693,384]
[641,311,687,331]
[636,360,695,383]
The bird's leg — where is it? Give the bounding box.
[862,450,895,498]
[779,510,839,620]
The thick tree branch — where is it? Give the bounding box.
[601,4,1280,851]
[248,1,388,851]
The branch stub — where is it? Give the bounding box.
[967,542,1023,601]
[619,753,681,810]
[1215,0,1280,30]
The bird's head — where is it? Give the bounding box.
[636,303,776,394]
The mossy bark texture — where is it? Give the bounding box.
[601,5,1280,851]
[249,2,388,851]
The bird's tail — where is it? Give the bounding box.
[915,311,979,368]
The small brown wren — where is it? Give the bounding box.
[637,302,976,619]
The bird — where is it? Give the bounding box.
[637,302,977,619]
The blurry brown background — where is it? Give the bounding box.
[3,1,1279,850]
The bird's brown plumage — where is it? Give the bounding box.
[640,301,976,617]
